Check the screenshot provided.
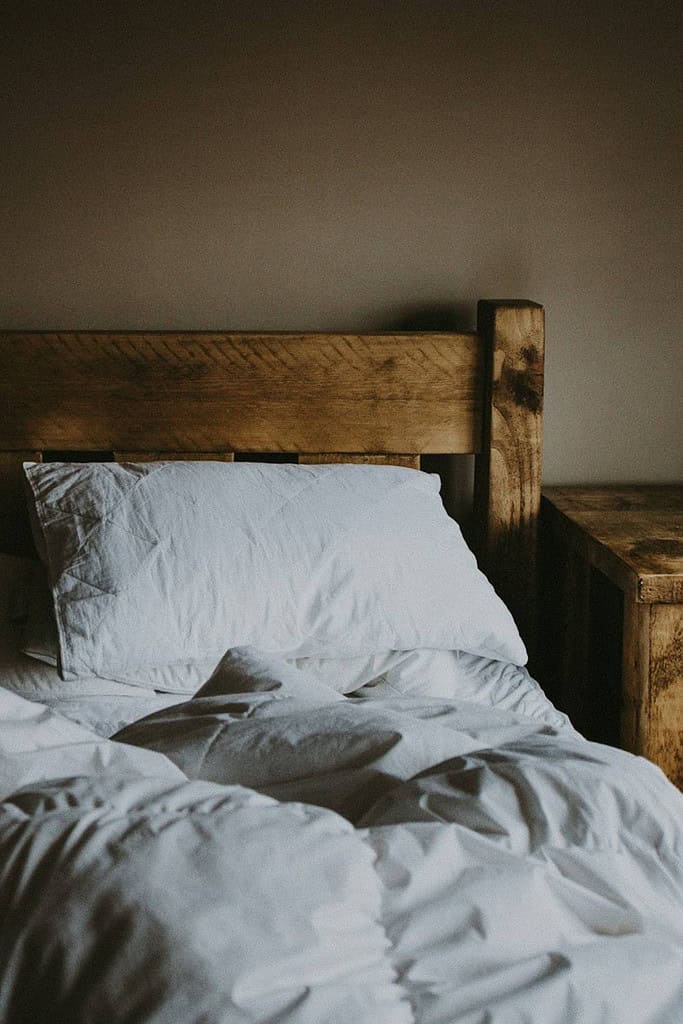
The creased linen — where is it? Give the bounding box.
[2,654,683,1023]
[0,690,410,1024]
[119,658,683,1023]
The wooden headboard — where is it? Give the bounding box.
[0,299,544,656]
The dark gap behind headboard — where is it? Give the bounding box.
[42,451,115,462]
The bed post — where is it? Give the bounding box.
[473,300,545,666]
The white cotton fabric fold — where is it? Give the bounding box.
[31,692,188,736]
[364,817,683,1024]
[117,662,683,1024]
[24,461,526,684]
[360,737,683,1023]
[2,657,683,1022]
[0,693,410,1024]
[117,688,560,822]
[287,648,575,730]
[0,554,147,699]
[20,559,220,693]
[0,687,186,801]
[1,554,216,700]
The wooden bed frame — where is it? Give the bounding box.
[0,299,544,657]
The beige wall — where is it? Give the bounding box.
[1,1,681,482]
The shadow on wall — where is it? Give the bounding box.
[381,303,472,333]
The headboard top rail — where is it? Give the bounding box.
[1,329,481,454]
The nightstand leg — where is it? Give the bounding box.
[621,601,651,759]
[622,601,683,788]
[648,605,683,788]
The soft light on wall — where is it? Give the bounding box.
[1,0,681,482]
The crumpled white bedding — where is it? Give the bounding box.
[1,551,570,739]
[1,655,682,1023]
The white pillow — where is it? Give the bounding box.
[0,554,147,699]
[24,461,526,682]
[0,554,213,698]
[20,563,218,694]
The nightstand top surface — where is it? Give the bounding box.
[542,485,683,603]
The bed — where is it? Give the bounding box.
[0,301,681,1023]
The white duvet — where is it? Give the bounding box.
[1,658,682,1024]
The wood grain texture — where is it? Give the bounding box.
[622,602,683,788]
[543,486,683,787]
[0,331,482,454]
[298,454,420,469]
[0,315,545,624]
[473,301,545,662]
[621,600,651,758]
[647,604,683,787]
[114,452,234,462]
[542,485,683,513]
[543,486,683,603]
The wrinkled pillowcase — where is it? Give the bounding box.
[0,553,164,700]
[24,461,526,683]
[20,563,219,694]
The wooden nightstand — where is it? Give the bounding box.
[540,485,683,787]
